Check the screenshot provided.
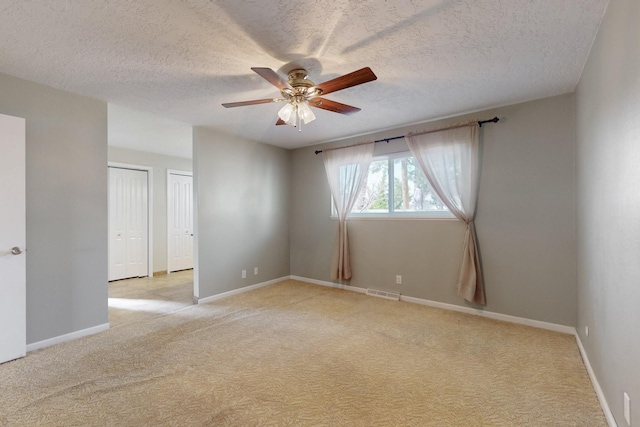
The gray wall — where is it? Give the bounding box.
[291,93,577,326]
[108,146,192,274]
[0,73,108,344]
[193,127,290,299]
[576,0,640,424]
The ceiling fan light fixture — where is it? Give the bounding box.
[278,102,295,125]
[278,100,316,128]
[298,101,316,124]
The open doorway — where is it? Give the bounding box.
[107,104,195,325]
[107,272,194,326]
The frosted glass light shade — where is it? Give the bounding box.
[278,100,316,127]
[297,101,316,124]
[278,103,295,125]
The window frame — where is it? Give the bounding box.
[330,151,455,219]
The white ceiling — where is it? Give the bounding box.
[108,104,193,159]
[0,0,608,151]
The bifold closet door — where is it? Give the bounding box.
[109,167,148,281]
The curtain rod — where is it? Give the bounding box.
[314,116,499,155]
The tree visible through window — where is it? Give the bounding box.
[345,153,451,217]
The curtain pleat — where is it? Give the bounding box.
[406,124,485,304]
[323,143,374,281]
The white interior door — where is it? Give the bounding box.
[168,171,193,273]
[0,113,26,364]
[109,167,149,281]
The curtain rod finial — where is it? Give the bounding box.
[479,116,500,127]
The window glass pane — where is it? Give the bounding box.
[331,152,451,217]
[393,157,448,213]
[352,159,388,213]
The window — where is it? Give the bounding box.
[333,152,452,218]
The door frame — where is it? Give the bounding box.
[108,162,154,278]
[167,169,193,274]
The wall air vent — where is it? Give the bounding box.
[366,289,400,301]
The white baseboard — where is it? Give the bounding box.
[197,276,289,305]
[289,275,575,335]
[26,323,110,353]
[289,275,367,294]
[401,294,576,335]
[575,334,618,427]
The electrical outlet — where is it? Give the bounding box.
[395,275,402,285]
[254,267,258,275]
[624,392,631,426]
[241,270,246,279]
[585,326,589,337]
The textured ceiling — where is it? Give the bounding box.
[108,104,193,158]
[0,0,608,150]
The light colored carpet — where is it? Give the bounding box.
[107,269,195,327]
[0,280,605,426]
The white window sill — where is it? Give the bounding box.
[330,214,457,221]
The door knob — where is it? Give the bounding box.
[11,247,22,255]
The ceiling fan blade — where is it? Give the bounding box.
[222,98,283,108]
[276,118,286,126]
[315,67,377,96]
[251,67,292,91]
[309,97,361,115]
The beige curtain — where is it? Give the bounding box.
[406,123,485,304]
[322,143,374,281]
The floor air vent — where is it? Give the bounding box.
[366,289,400,301]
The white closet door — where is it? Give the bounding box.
[168,172,193,272]
[109,167,148,281]
[0,114,26,364]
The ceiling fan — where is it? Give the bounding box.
[222,67,377,129]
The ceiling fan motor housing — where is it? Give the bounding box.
[283,69,322,99]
